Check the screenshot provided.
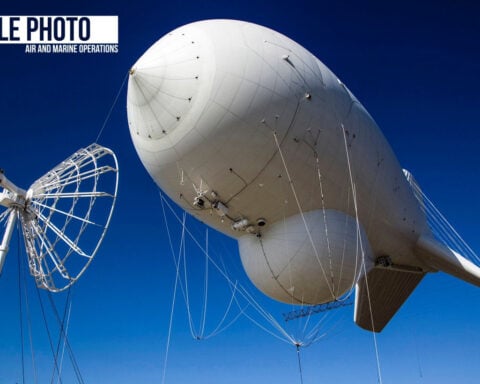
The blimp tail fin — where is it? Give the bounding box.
[414,235,480,287]
[355,236,480,332]
[403,169,480,286]
[354,268,425,332]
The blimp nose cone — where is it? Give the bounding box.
[127,27,213,141]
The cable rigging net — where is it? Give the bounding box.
[158,192,349,348]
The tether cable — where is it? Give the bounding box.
[95,71,129,143]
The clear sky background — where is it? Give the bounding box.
[0,1,479,383]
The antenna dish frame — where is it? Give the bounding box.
[0,143,119,292]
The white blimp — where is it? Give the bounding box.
[126,19,480,332]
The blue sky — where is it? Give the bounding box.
[0,1,479,383]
